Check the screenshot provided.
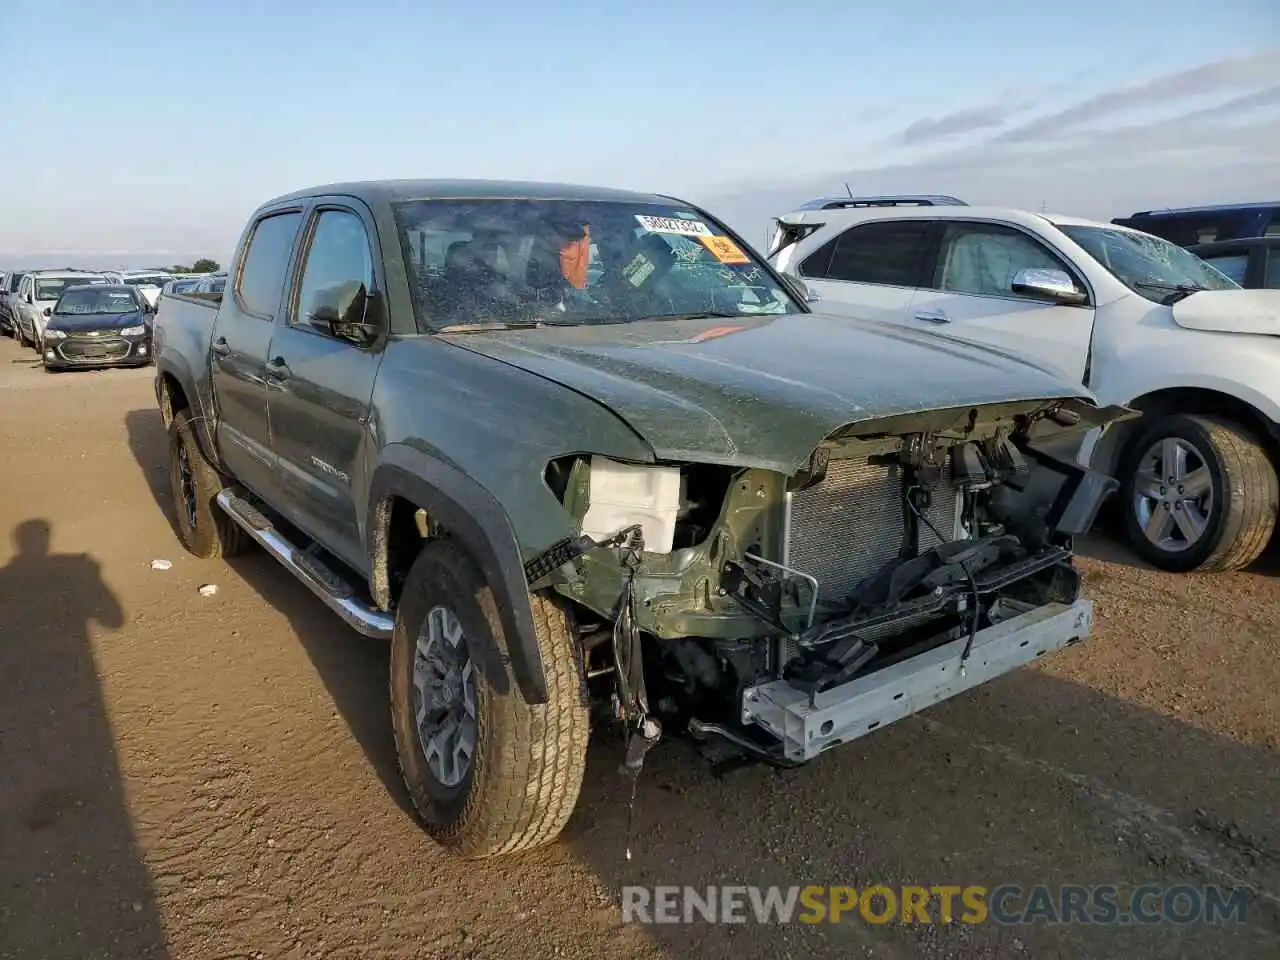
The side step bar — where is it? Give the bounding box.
[215,489,395,639]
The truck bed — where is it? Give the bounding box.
[153,292,221,423]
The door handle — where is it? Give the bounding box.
[265,356,292,381]
[913,310,951,324]
[211,336,231,357]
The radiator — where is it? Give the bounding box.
[783,455,961,607]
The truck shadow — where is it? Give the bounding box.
[0,519,169,959]
[562,668,1280,960]
[123,407,413,818]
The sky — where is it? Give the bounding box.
[0,0,1277,268]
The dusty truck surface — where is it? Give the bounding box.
[152,179,1128,858]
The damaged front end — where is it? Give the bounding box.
[532,396,1129,768]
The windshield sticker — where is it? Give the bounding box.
[635,215,712,237]
[622,253,657,288]
[700,235,750,265]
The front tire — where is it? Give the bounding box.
[1120,414,1278,572]
[390,540,589,859]
[166,408,247,559]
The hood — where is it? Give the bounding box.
[48,310,144,332]
[1172,288,1280,336]
[440,312,1095,472]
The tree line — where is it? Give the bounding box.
[160,258,221,273]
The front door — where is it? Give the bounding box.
[906,220,1096,382]
[264,204,384,571]
[209,208,305,498]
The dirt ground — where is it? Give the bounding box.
[0,334,1277,960]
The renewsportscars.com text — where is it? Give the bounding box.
[621,884,1248,926]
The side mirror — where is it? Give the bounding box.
[1011,268,1087,305]
[781,273,820,304]
[43,306,52,316]
[307,280,378,346]
[24,293,33,304]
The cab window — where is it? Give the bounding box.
[236,211,303,318]
[293,210,375,329]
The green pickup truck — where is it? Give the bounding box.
[152,179,1126,859]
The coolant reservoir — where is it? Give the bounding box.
[580,457,682,554]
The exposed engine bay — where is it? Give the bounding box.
[532,398,1121,772]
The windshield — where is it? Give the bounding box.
[392,198,801,331]
[1060,226,1239,302]
[124,274,170,287]
[35,277,105,301]
[54,286,140,315]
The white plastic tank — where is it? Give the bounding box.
[580,457,682,553]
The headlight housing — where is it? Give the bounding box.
[44,329,67,340]
[120,325,147,337]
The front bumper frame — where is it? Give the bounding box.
[741,598,1093,762]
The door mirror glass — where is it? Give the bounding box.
[1011,268,1087,305]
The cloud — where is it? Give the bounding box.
[901,105,1012,144]
[994,47,1279,143]
[696,50,1280,242]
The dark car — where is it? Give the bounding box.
[1113,201,1280,247]
[43,284,155,371]
[1188,235,1280,290]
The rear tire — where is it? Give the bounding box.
[1120,413,1277,572]
[167,408,247,559]
[390,540,589,858]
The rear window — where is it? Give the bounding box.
[35,277,105,301]
[236,212,303,316]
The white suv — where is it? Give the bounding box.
[769,196,1280,573]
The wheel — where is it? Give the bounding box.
[390,540,589,858]
[1120,414,1278,572]
[166,407,247,559]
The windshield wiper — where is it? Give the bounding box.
[636,311,742,323]
[435,318,578,333]
[1132,280,1207,304]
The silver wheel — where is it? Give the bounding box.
[411,605,477,788]
[1131,436,1214,553]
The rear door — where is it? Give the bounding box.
[906,220,1095,382]
[209,207,306,499]
[264,202,385,570]
[794,220,934,324]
